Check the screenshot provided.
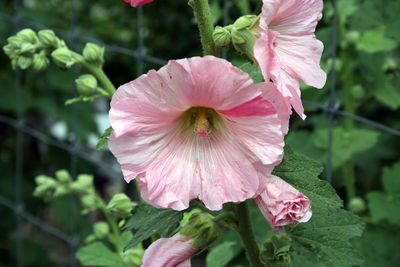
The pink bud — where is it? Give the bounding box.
[123,0,154,7]
[254,175,312,232]
[142,233,197,267]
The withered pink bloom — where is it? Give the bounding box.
[142,233,196,267]
[254,0,327,119]
[123,0,154,7]
[254,175,312,232]
[109,56,287,210]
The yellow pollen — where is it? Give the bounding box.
[194,109,210,138]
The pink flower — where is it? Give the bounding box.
[254,175,312,232]
[109,56,287,211]
[141,233,196,267]
[123,0,154,7]
[254,0,327,119]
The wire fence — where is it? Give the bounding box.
[1,0,400,266]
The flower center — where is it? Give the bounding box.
[180,107,222,139]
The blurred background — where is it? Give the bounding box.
[0,0,399,266]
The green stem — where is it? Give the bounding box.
[96,195,122,254]
[339,20,356,201]
[233,202,263,267]
[190,0,218,56]
[83,62,116,97]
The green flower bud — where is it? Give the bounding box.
[33,175,57,200]
[93,221,110,239]
[81,194,99,214]
[3,44,14,57]
[84,234,97,244]
[53,184,70,198]
[7,35,22,47]
[260,235,294,267]
[213,26,231,47]
[70,174,94,193]
[231,15,260,62]
[32,51,50,71]
[38,29,60,48]
[51,47,76,68]
[348,197,366,214]
[346,31,360,44]
[180,213,218,249]
[106,193,133,218]
[55,169,72,184]
[122,244,144,267]
[75,74,98,96]
[17,29,39,44]
[351,85,364,100]
[17,56,33,70]
[83,43,104,66]
[19,43,36,54]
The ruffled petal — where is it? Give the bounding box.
[262,0,323,35]
[275,34,326,89]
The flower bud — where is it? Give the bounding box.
[51,47,76,68]
[75,74,98,96]
[231,15,260,62]
[83,43,104,66]
[260,235,294,267]
[71,174,94,193]
[33,175,57,200]
[346,31,360,44]
[55,169,72,184]
[38,29,60,48]
[122,244,144,267]
[93,221,110,239]
[106,193,133,218]
[348,197,366,214]
[19,43,36,54]
[81,194,99,213]
[3,44,14,57]
[7,35,22,47]
[32,51,50,71]
[213,26,231,47]
[180,213,218,249]
[53,184,70,198]
[17,56,32,70]
[350,85,364,100]
[17,29,39,44]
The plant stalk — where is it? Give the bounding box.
[190,0,218,56]
[233,202,263,267]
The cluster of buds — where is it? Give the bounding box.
[3,29,65,71]
[260,235,294,267]
[213,15,260,61]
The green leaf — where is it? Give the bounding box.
[274,149,364,267]
[314,127,380,168]
[367,162,400,225]
[96,127,113,150]
[123,203,183,250]
[356,29,397,53]
[206,241,242,267]
[76,242,125,267]
[238,62,264,84]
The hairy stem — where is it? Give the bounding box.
[190,0,218,56]
[233,202,263,267]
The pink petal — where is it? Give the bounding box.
[124,0,154,7]
[261,0,323,35]
[142,233,196,267]
[254,30,281,82]
[275,34,326,89]
[220,96,285,166]
[139,131,261,211]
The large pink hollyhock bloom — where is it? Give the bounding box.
[109,56,287,211]
[141,233,196,267]
[254,175,312,232]
[254,0,327,119]
[123,0,154,7]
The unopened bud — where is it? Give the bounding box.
[94,221,110,239]
[83,43,104,66]
[17,56,32,70]
[122,244,144,267]
[81,194,98,213]
[231,15,260,62]
[17,29,39,44]
[107,193,132,218]
[33,175,57,199]
[70,174,94,193]
[348,197,366,214]
[53,184,70,198]
[51,47,76,68]
[75,74,98,96]
[55,169,72,184]
[19,43,36,54]
[213,26,231,47]
[32,51,50,71]
[346,31,360,44]
[260,235,294,267]
[180,213,218,249]
[351,85,364,100]
[38,29,60,48]
[7,35,22,47]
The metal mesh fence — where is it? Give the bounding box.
[1,0,400,265]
